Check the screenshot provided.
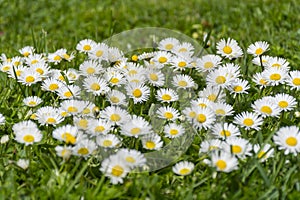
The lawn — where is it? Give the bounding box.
[1,0,300,199]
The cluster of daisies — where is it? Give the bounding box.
[0,35,299,184]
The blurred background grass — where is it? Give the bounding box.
[0,0,300,64]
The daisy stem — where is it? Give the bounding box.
[259,55,263,70]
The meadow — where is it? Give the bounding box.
[0,0,300,199]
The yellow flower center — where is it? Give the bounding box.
[215,76,226,84]
[16,70,22,77]
[215,109,226,115]
[231,145,242,154]
[164,112,173,119]
[204,61,214,69]
[103,140,113,147]
[23,135,34,143]
[220,130,231,137]
[178,61,187,68]
[96,50,103,57]
[95,126,105,133]
[197,114,206,123]
[14,61,21,66]
[31,60,38,64]
[132,89,142,98]
[49,83,59,91]
[145,141,156,149]
[28,101,37,106]
[25,76,35,83]
[179,48,187,52]
[223,46,232,54]
[292,78,300,86]
[23,52,30,57]
[131,54,138,61]
[83,45,91,51]
[165,44,173,50]
[110,77,120,84]
[36,68,44,75]
[63,54,70,59]
[91,83,101,91]
[130,128,141,135]
[78,119,88,129]
[125,156,135,163]
[82,108,91,114]
[257,151,266,159]
[209,145,218,151]
[54,55,61,61]
[270,73,281,81]
[110,96,120,103]
[46,117,57,124]
[170,129,179,135]
[67,106,78,113]
[111,165,124,177]
[158,56,167,63]
[243,118,254,126]
[179,168,191,175]
[62,132,76,144]
[149,73,158,81]
[77,147,89,155]
[216,160,227,170]
[260,106,272,115]
[178,80,188,87]
[2,65,10,71]
[255,48,263,55]
[286,137,297,146]
[64,91,73,98]
[189,111,196,118]
[278,101,288,108]
[162,94,172,101]
[86,67,95,75]
[198,103,207,108]
[110,114,121,122]
[207,94,217,101]
[259,79,267,85]
[272,63,281,68]
[234,86,243,92]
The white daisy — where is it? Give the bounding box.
[35,106,64,126]
[287,70,300,90]
[141,133,163,150]
[252,72,268,89]
[172,42,194,57]
[14,127,43,146]
[156,88,179,103]
[216,38,243,59]
[265,56,289,70]
[145,68,165,87]
[191,97,213,109]
[23,96,43,107]
[252,55,271,67]
[172,74,195,89]
[126,83,150,104]
[253,143,274,162]
[158,37,180,51]
[18,69,42,86]
[83,76,109,96]
[152,51,173,65]
[247,41,269,57]
[195,54,222,73]
[199,139,224,153]
[52,124,78,144]
[273,126,300,155]
[208,150,239,172]
[211,122,240,139]
[223,137,252,158]
[115,149,146,169]
[252,98,281,118]
[262,67,288,86]
[41,78,63,92]
[170,56,192,71]
[56,85,81,99]
[101,106,130,126]
[19,46,35,57]
[55,145,73,160]
[210,102,234,117]
[87,119,112,136]
[107,90,127,106]
[198,86,226,102]
[120,115,152,138]
[228,78,250,97]
[79,60,103,76]
[190,106,216,130]
[73,139,97,158]
[172,161,194,176]
[60,100,89,116]
[76,39,97,53]
[164,123,185,138]
[88,42,109,61]
[233,111,264,131]
[156,106,180,121]
[96,134,121,148]
[274,93,297,112]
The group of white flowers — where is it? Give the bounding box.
[0,34,299,184]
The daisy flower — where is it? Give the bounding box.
[41,78,63,92]
[223,137,252,159]
[79,60,103,76]
[141,133,163,150]
[25,54,45,66]
[107,90,127,106]
[274,93,297,112]
[12,120,37,133]
[55,145,73,160]
[172,74,195,89]
[116,149,146,169]
[253,143,274,162]
[0,113,5,125]
[145,68,165,87]
[83,76,109,96]
[66,69,80,83]
[216,38,243,59]
[60,100,89,116]
[190,106,216,130]
[18,69,42,86]
[88,119,112,136]
[76,39,97,53]
[23,96,43,107]
[195,54,222,73]
[210,102,234,117]
[73,117,90,131]
[247,41,269,57]
[100,154,130,184]
[233,111,263,131]
[206,67,236,88]
[108,47,125,63]
[35,106,64,126]
[262,67,288,86]
[265,56,289,70]
[8,65,27,79]
[211,122,240,139]
[191,97,213,109]
[0,61,12,73]
[47,51,63,65]
[170,56,192,71]
[88,42,109,61]
[164,123,185,138]
[126,83,150,104]
[252,98,281,118]
[228,78,250,97]
[198,86,226,102]
[208,150,239,173]
[273,126,300,155]
[101,106,130,126]
[199,139,224,153]
[96,134,122,148]
[105,68,125,87]
[252,72,268,89]
[252,55,271,67]
[52,124,78,144]
[157,106,180,121]
[158,37,180,51]
[172,161,194,176]
[11,56,23,67]
[156,88,179,103]
[14,127,43,146]
[30,63,50,77]
[152,51,173,65]
[19,46,35,57]
[120,115,152,137]
[287,70,300,90]
[172,42,194,57]
[56,85,81,99]
[73,139,97,158]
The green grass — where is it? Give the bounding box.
[1,0,300,199]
